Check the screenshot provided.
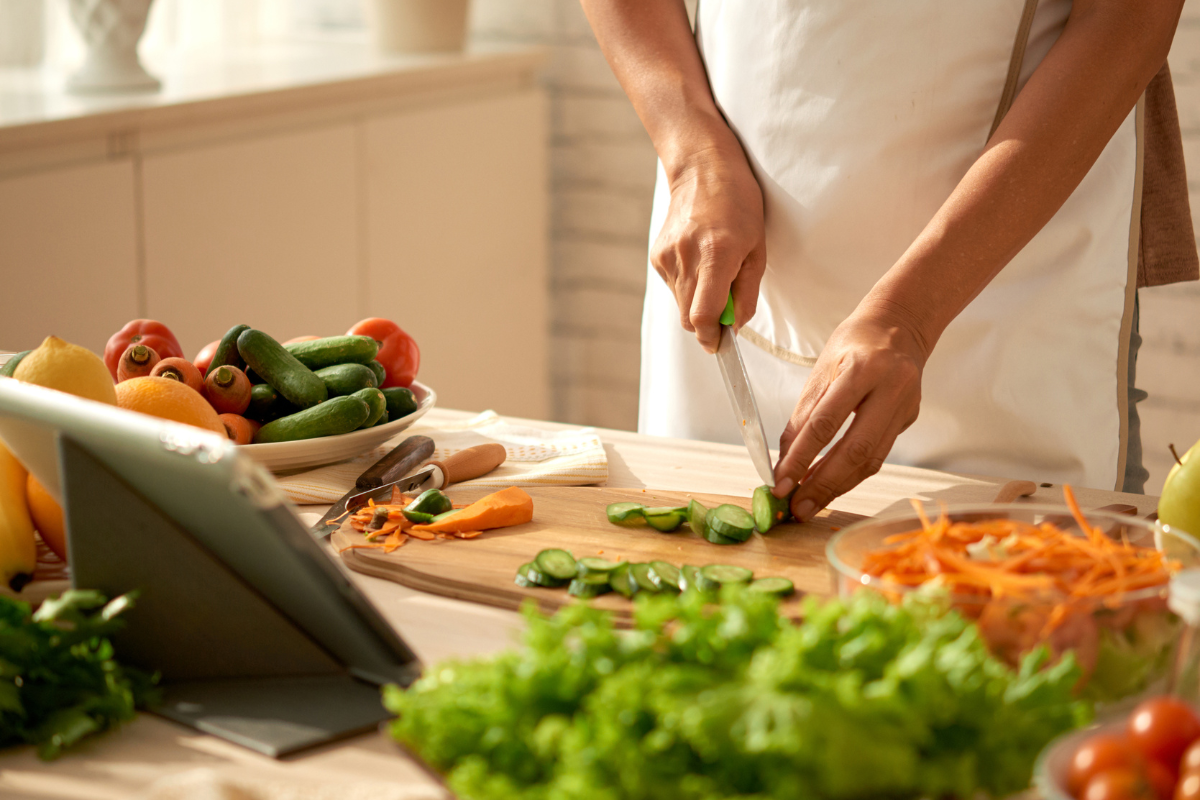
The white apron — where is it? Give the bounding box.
[639,0,1142,490]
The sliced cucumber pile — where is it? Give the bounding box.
[605,484,799,545]
[514,549,795,602]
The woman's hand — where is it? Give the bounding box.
[652,143,767,352]
[773,302,929,521]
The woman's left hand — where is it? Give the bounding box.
[773,303,929,521]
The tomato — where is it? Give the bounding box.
[1084,769,1158,800]
[104,320,184,381]
[193,340,220,373]
[346,318,419,388]
[1071,733,1145,796]
[1177,773,1200,800]
[1147,759,1178,800]
[1180,740,1200,776]
[1129,698,1200,771]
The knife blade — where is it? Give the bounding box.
[313,443,508,538]
[714,294,775,487]
[308,435,435,537]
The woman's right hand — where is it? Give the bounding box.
[651,142,767,352]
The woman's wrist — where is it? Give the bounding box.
[654,110,750,189]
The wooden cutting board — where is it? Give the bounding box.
[331,486,867,622]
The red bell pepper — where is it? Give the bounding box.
[346,318,419,388]
[103,320,184,380]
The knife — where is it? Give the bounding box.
[715,294,775,487]
[308,435,435,537]
[311,442,508,538]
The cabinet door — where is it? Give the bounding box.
[364,90,549,419]
[141,125,359,357]
[0,161,139,354]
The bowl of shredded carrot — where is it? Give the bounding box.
[827,487,1200,704]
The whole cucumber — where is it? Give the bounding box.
[253,395,371,444]
[237,329,327,409]
[206,324,250,377]
[284,336,379,370]
[0,350,31,378]
[381,387,418,421]
[366,360,386,386]
[352,387,386,428]
[244,383,298,423]
[315,363,378,397]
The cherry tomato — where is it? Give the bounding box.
[1129,698,1200,770]
[193,340,220,373]
[1146,759,1178,800]
[1180,740,1200,776]
[1084,769,1157,800]
[1071,733,1144,796]
[1177,773,1200,800]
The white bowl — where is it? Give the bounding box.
[239,380,436,473]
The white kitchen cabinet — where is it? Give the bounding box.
[0,161,139,354]
[364,90,549,419]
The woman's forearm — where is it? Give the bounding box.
[861,0,1184,351]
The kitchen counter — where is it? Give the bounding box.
[0,408,1160,798]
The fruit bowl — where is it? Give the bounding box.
[239,380,435,472]
[827,504,1200,706]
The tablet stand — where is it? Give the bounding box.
[58,435,395,757]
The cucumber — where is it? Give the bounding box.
[514,562,537,589]
[629,563,660,593]
[568,577,611,598]
[237,329,328,409]
[702,522,741,546]
[382,387,418,420]
[752,485,792,533]
[680,565,702,592]
[696,564,753,593]
[366,360,386,386]
[316,363,378,397]
[576,556,619,577]
[687,499,709,533]
[609,563,638,598]
[253,395,370,443]
[707,505,755,542]
[747,577,795,597]
[206,324,250,377]
[606,502,645,526]
[648,561,682,592]
[645,506,686,532]
[406,488,452,516]
[371,410,390,427]
[284,335,379,370]
[0,350,31,378]
[535,549,578,582]
[244,383,299,423]
[521,562,567,588]
[430,510,459,523]
[354,388,386,428]
[402,509,435,524]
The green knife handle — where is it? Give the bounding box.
[720,293,736,327]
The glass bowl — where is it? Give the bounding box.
[827,504,1200,706]
[1033,717,1125,800]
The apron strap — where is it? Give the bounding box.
[988,0,1040,140]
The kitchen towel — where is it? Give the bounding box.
[274,410,608,504]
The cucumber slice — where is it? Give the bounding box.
[630,563,659,593]
[522,562,567,588]
[535,549,578,581]
[430,510,459,523]
[645,507,687,532]
[680,565,702,592]
[568,578,611,598]
[401,509,435,524]
[648,561,682,592]
[514,562,537,588]
[575,571,611,585]
[576,556,619,576]
[609,563,639,598]
[696,564,754,592]
[707,505,755,542]
[752,485,792,533]
[406,488,453,516]
[687,499,709,533]
[607,502,646,526]
[747,577,795,597]
[702,518,741,546]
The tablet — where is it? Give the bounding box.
[0,377,421,756]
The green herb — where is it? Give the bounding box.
[384,590,1091,800]
[0,590,158,759]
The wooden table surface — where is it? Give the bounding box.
[0,409,1160,799]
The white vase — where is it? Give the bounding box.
[66,0,159,94]
[368,0,470,54]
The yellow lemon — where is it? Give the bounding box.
[12,336,117,405]
[115,376,225,435]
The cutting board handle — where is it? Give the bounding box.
[991,480,1037,504]
[433,443,507,486]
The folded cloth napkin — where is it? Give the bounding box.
[275,411,608,505]
[141,767,447,800]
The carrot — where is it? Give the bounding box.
[219,414,255,445]
[204,365,252,415]
[151,357,205,393]
[409,487,533,534]
[117,344,160,382]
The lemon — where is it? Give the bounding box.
[115,377,225,435]
[13,336,117,405]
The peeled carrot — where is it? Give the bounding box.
[409,487,533,534]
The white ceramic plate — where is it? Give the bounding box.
[239,380,436,473]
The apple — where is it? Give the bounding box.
[1159,440,1200,538]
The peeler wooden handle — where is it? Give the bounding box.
[431,443,507,486]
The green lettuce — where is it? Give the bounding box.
[384,590,1091,800]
